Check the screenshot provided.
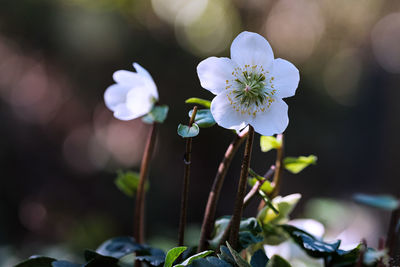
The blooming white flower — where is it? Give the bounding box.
[197,31,300,136]
[104,63,159,121]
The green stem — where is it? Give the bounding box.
[134,123,157,244]
[228,125,255,250]
[197,129,249,252]
[178,106,198,246]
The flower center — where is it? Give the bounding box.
[225,64,276,117]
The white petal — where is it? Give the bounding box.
[288,219,325,238]
[125,86,155,119]
[271,58,300,98]
[230,31,274,69]
[133,62,159,100]
[197,57,237,95]
[210,92,250,131]
[251,98,289,136]
[113,70,144,86]
[104,84,131,112]
[113,103,139,121]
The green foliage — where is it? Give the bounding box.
[209,217,263,251]
[283,155,317,174]
[257,194,301,225]
[217,246,236,266]
[353,193,399,211]
[52,261,81,267]
[188,109,216,128]
[142,105,169,124]
[177,123,200,138]
[260,136,281,152]
[115,171,149,197]
[247,169,274,195]
[249,249,269,267]
[266,255,291,267]
[226,243,251,267]
[174,250,213,267]
[185,98,211,109]
[164,247,187,267]
[15,257,56,267]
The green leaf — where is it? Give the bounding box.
[209,217,263,251]
[204,256,233,267]
[226,242,251,267]
[258,191,279,215]
[95,237,142,259]
[283,155,317,174]
[52,261,81,267]
[250,249,269,267]
[188,109,216,128]
[174,250,213,267]
[353,194,399,211]
[136,247,166,266]
[142,105,169,124]
[118,253,135,267]
[266,255,291,267]
[15,257,56,267]
[260,136,281,152]
[257,194,301,225]
[217,246,236,266]
[248,169,274,195]
[115,171,149,197]
[177,123,200,138]
[185,98,211,109]
[164,247,187,267]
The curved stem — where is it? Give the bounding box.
[197,129,249,252]
[228,125,254,250]
[270,134,284,198]
[134,123,157,244]
[178,106,198,246]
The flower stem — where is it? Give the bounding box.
[228,125,254,250]
[134,123,157,244]
[197,129,249,252]
[270,134,284,198]
[178,106,198,246]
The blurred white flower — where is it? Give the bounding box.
[197,31,299,136]
[264,219,325,267]
[104,63,158,121]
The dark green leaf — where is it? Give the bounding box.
[142,105,169,124]
[226,242,251,267]
[185,98,211,109]
[266,255,291,267]
[136,247,165,266]
[174,250,213,266]
[95,237,142,259]
[260,136,281,153]
[204,256,233,267]
[15,257,56,267]
[52,261,81,267]
[353,194,399,211]
[164,247,187,267]
[217,246,236,266]
[250,249,269,267]
[177,123,200,138]
[283,155,317,174]
[209,217,263,251]
[115,171,149,197]
[188,109,216,128]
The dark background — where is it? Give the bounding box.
[0,0,399,264]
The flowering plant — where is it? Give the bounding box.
[15,31,398,267]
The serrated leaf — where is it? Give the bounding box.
[174,250,213,267]
[283,155,317,174]
[142,105,169,124]
[266,255,291,267]
[260,136,281,152]
[177,123,200,138]
[15,257,56,267]
[185,98,211,109]
[164,247,187,267]
[115,171,149,197]
[250,249,269,267]
[188,109,216,128]
[226,242,251,267]
[353,194,399,211]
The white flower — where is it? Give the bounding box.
[197,31,300,136]
[104,63,159,121]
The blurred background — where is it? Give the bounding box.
[1,0,400,264]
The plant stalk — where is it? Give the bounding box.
[134,123,157,244]
[228,125,255,250]
[386,206,400,266]
[178,106,198,246]
[197,129,249,252]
